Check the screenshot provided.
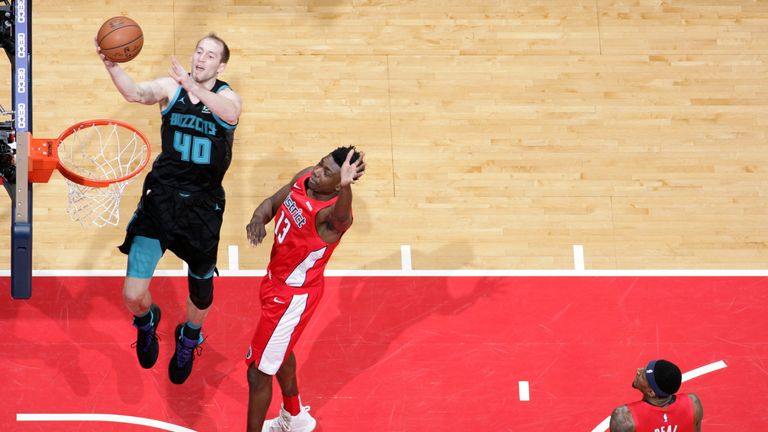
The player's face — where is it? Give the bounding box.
[308,155,341,194]
[191,38,226,82]
[632,367,651,394]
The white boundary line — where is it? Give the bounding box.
[681,360,727,382]
[590,360,727,432]
[17,413,196,432]
[3,269,768,277]
[590,415,611,432]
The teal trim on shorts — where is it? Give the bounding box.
[188,267,215,279]
[127,236,163,279]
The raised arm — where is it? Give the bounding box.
[169,56,241,125]
[96,40,172,105]
[317,150,366,243]
[246,167,313,247]
[609,405,635,432]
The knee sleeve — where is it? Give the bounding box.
[126,236,163,279]
[188,273,214,310]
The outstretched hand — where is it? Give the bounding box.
[246,218,267,248]
[168,56,192,90]
[339,150,366,187]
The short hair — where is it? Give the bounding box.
[197,33,230,64]
[645,359,682,397]
[331,146,361,167]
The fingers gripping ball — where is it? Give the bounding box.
[97,16,143,63]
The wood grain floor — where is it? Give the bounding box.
[1,0,767,271]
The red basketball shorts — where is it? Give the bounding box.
[245,274,324,375]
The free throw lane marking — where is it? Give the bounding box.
[229,245,239,271]
[573,244,584,270]
[519,381,530,401]
[401,244,412,271]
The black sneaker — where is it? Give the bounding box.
[131,304,161,369]
[168,324,203,384]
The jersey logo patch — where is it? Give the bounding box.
[202,106,211,114]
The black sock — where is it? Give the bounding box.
[134,309,153,327]
[183,323,201,341]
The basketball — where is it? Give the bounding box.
[97,16,143,63]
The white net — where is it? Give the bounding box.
[57,122,149,228]
[65,180,130,227]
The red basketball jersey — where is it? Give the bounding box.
[267,172,345,287]
[626,394,695,432]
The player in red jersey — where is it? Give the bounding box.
[610,359,704,432]
[244,146,366,432]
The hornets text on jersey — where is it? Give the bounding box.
[153,79,237,191]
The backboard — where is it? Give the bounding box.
[1,0,33,299]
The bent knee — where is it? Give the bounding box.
[123,278,150,306]
[123,290,143,306]
[188,273,214,310]
[277,354,297,375]
[247,363,272,389]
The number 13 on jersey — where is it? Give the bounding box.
[274,210,291,243]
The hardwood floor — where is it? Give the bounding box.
[1,0,767,271]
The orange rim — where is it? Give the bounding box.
[52,119,152,188]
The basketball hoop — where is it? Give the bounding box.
[28,119,151,227]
